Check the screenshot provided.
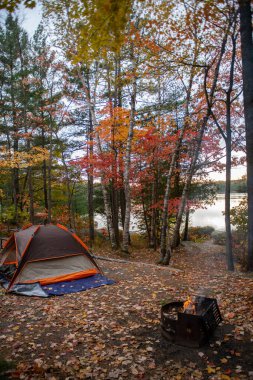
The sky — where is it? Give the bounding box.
[209,163,246,181]
[0,5,247,182]
[17,4,42,35]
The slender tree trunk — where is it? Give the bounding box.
[171,169,191,249]
[142,195,151,244]
[47,125,53,223]
[61,154,74,228]
[88,108,95,245]
[12,116,19,223]
[13,166,19,224]
[115,55,126,236]
[28,167,34,224]
[42,128,49,212]
[225,128,234,270]
[238,0,253,271]
[120,188,126,229]
[107,69,120,247]
[26,137,34,224]
[122,69,137,253]
[182,207,190,241]
[224,25,237,272]
[100,181,117,249]
[111,185,120,246]
[10,61,20,224]
[150,181,157,249]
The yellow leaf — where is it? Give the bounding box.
[221,375,231,380]
[207,366,216,374]
[220,358,228,364]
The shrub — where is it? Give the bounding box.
[230,197,247,232]
[130,232,147,249]
[230,198,248,270]
[232,230,247,270]
[211,231,226,245]
[187,226,215,242]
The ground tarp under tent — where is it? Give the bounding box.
[0,224,114,297]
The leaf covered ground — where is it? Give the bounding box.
[0,240,253,380]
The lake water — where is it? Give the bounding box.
[95,193,246,232]
[190,193,246,231]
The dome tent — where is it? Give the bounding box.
[0,224,110,297]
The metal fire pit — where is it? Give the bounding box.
[161,296,222,348]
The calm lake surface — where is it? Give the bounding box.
[95,193,246,232]
[191,193,246,231]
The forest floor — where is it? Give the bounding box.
[0,240,253,380]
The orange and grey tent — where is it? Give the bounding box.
[0,224,101,292]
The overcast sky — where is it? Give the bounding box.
[0,4,42,36]
[18,4,42,35]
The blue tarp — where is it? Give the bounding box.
[42,274,115,296]
[0,273,115,297]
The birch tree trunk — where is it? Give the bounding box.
[88,108,95,245]
[122,68,137,253]
[107,67,120,247]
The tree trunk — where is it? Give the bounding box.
[149,181,157,249]
[238,0,253,271]
[88,108,95,245]
[225,131,234,270]
[142,194,151,244]
[122,61,137,253]
[224,24,237,272]
[111,185,120,246]
[13,166,19,224]
[61,152,74,228]
[107,69,120,247]
[42,128,49,212]
[47,125,53,223]
[182,207,190,241]
[119,188,126,229]
[28,167,35,224]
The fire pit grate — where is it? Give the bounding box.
[161,296,222,348]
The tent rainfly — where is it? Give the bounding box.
[0,224,101,292]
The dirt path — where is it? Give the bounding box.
[0,240,253,379]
